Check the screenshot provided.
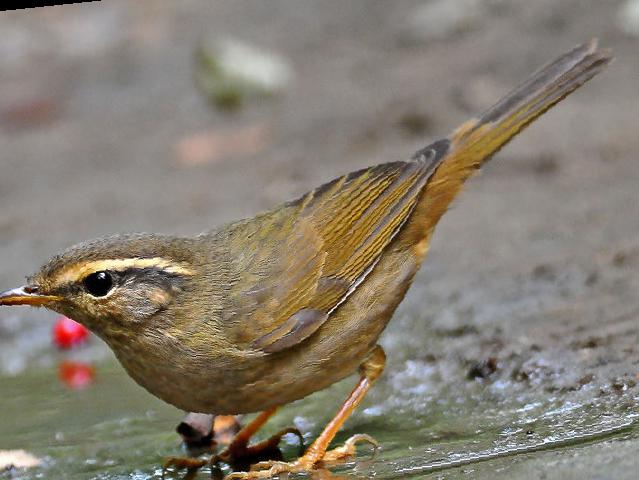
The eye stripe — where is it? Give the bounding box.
[53,257,194,284]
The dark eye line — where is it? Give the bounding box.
[76,267,185,291]
[120,267,186,279]
[120,267,187,293]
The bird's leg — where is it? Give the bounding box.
[162,415,240,478]
[213,415,244,446]
[164,408,303,478]
[225,346,385,479]
[213,407,304,472]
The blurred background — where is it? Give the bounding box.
[0,1,638,479]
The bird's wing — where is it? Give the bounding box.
[224,144,447,353]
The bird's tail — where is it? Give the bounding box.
[404,39,612,257]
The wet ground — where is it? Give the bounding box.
[1,1,638,479]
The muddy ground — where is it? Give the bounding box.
[0,1,638,479]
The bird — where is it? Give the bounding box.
[0,40,611,479]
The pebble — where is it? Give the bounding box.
[402,0,487,43]
[617,0,639,36]
[196,37,294,111]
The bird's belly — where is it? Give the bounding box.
[114,252,420,414]
[115,329,377,414]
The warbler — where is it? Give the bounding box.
[0,40,611,478]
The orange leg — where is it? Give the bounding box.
[226,345,386,479]
[162,408,303,480]
[164,415,236,477]
[164,408,303,478]
[176,413,241,451]
[214,407,304,470]
[225,408,279,452]
[214,415,243,445]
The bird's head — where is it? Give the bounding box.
[0,234,198,339]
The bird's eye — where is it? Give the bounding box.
[82,271,114,297]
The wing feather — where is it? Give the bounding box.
[223,146,447,352]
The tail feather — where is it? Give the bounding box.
[402,39,612,257]
[477,39,610,128]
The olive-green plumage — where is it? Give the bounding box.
[0,40,610,435]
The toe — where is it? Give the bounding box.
[321,434,379,464]
[224,467,277,479]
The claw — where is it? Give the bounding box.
[321,434,379,464]
[211,426,303,473]
[248,460,280,472]
[224,460,298,479]
[223,427,304,461]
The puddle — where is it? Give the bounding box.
[2,357,638,480]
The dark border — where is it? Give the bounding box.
[1,1,101,12]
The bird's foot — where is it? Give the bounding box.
[164,415,244,479]
[318,434,378,463]
[213,426,304,472]
[163,427,303,479]
[224,433,378,479]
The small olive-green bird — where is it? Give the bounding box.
[0,41,611,478]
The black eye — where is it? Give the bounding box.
[82,271,114,297]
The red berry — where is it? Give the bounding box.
[52,316,89,350]
[58,361,95,389]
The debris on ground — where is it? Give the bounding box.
[195,37,294,111]
[0,450,41,471]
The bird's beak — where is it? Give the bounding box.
[0,285,61,306]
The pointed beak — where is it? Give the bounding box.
[0,285,62,307]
